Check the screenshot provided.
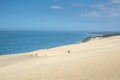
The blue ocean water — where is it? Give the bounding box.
[0,31,93,55]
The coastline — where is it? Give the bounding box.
[0,35,120,80]
[0,31,89,55]
[1,32,120,56]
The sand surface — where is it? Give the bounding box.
[0,36,120,80]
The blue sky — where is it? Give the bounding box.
[0,0,120,31]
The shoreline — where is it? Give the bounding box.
[0,35,120,60]
[1,32,120,56]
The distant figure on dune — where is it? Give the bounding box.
[45,54,47,57]
[68,50,70,54]
[30,54,33,57]
[36,53,38,57]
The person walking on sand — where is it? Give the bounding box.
[68,50,70,54]
[36,53,38,57]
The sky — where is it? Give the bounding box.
[0,0,120,31]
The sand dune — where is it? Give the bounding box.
[0,36,120,80]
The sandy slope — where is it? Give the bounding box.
[0,36,120,80]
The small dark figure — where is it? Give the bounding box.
[36,53,38,57]
[30,54,33,57]
[68,50,70,54]
[45,54,47,57]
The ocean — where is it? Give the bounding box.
[0,31,95,55]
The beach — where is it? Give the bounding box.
[0,35,120,80]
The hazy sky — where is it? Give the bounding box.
[0,0,120,31]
